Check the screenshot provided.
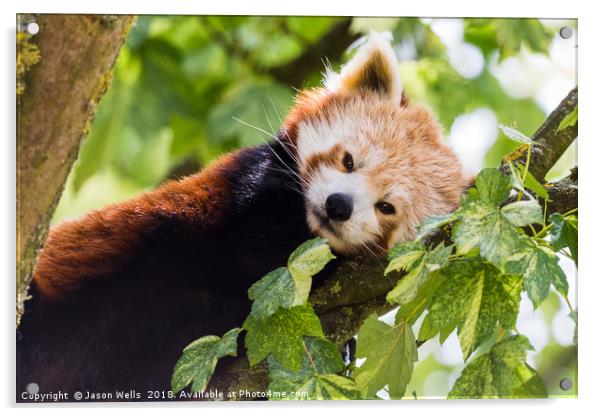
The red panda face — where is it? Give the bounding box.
[283,34,468,255]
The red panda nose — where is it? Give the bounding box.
[325,193,354,221]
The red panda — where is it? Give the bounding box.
[17,34,467,400]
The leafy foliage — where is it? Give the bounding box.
[172,237,359,399]
[386,242,451,306]
[448,335,546,398]
[550,213,578,265]
[354,315,418,399]
[244,305,324,370]
[246,267,297,319]
[384,240,448,326]
[171,328,241,393]
[243,238,334,370]
[241,238,358,398]
[452,168,543,268]
[419,259,522,360]
[515,162,549,200]
[267,337,359,400]
[570,311,578,345]
[416,213,455,240]
[463,18,553,63]
[379,162,575,398]
[505,241,568,307]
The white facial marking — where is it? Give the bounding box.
[298,113,399,253]
[305,170,381,252]
[296,116,354,162]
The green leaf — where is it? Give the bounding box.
[514,163,549,200]
[499,124,534,144]
[244,305,323,371]
[384,250,425,276]
[511,363,547,398]
[287,237,336,304]
[464,19,552,61]
[269,373,359,400]
[353,315,418,399]
[501,200,543,227]
[556,107,578,132]
[453,200,523,268]
[418,259,522,360]
[171,327,241,393]
[461,187,481,205]
[387,240,425,260]
[504,241,568,307]
[452,169,527,267]
[247,267,297,319]
[267,337,359,400]
[246,238,335,322]
[449,335,545,399]
[416,213,456,240]
[474,168,513,206]
[386,243,452,306]
[268,337,343,380]
[394,270,444,325]
[550,213,578,266]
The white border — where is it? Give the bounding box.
[8,0,580,17]
[2,1,599,415]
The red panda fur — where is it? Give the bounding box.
[33,152,239,300]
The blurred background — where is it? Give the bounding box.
[51,16,577,398]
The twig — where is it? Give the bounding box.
[502,87,578,182]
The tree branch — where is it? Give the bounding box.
[203,17,358,89]
[16,15,135,324]
[502,87,578,182]
[210,87,579,398]
[268,18,358,88]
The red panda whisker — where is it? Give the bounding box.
[267,94,285,127]
[264,167,310,193]
[265,165,307,183]
[262,105,277,136]
[265,96,306,171]
[232,116,299,166]
[232,116,307,186]
[359,238,386,265]
[232,116,274,139]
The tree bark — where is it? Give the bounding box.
[16,14,135,324]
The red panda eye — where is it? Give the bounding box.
[342,152,354,172]
[376,202,396,215]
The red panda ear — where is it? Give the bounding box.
[324,33,403,105]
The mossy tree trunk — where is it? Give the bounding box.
[16,14,135,325]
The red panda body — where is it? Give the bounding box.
[18,142,313,399]
[17,34,468,401]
